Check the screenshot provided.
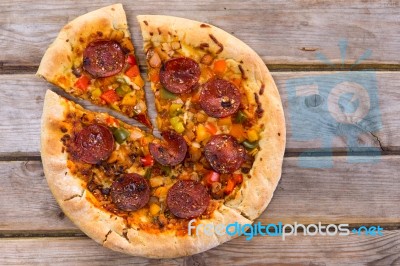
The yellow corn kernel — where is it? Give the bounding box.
[154,187,168,201]
[169,103,183,117]
[150,176,164,188]
[121,92,137,106]
[218,117,232,126]
[195,112,208,123]
[149,203,161,216]
[247,129,259,142]
[133,75,145,88]
[91,88,102,98]
[196,124,210,142]
[164,177,172,185]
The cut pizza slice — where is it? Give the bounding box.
[41,89,251,258]
[138,15,286,220]
[37,4,152,128]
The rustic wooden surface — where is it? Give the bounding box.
[0,0,399,265]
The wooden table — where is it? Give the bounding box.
[1,1,399,265]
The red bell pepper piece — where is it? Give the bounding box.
[74,75,90,91]
[224,179,236,195]
[125,65,140,78]
[100,90,119,104]
[127,55,137,66]
[141,154,154,167]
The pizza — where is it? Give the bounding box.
[39,5,285,258]
[36,4,151,128]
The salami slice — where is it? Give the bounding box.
[111,174,150,212]
[149,130,187,166]
[159,57,201,94]
[83,40,125,78]
[204,134,245,174]
[72,124,114,164]
[167,180,210,219]
[199,78,241,118]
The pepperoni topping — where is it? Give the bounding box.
[204,134,246,174]
[199,78,241,118]
[167,180,210,219]
[159,57,201,94]
[110,174,150,212]
[149,130,187,166]
[83,40,125,78]
[72,124,114,164]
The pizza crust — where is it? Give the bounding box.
[41,14,285,259]
[36,4,129,88]
[137,15,286,220]
[42,90,251,258]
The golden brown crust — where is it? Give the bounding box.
[42,90,251,258]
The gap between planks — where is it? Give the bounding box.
[1,223,400,239]
[1,63,400,75]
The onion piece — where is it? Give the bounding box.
[147,49,161,68]
[200,54,213,65]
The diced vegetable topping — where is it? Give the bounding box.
[224,174,243,195]
[195,124,210,142]
[229,124,246,142]
[242,140,259,150]
[141,154,154,167]
[144,167,153,179]
[247,129,259,142]
[205,122,218,135]
[169,103,183,117]
[101,90,119,104]
[112,127,130,144]
[224,179,236,195]
[160,87,177,100]
[125,65,140,78]
[150,72,160,83]
[213,59,227,75]
[133,76,145,87]
[74,75,90,91]
[116,84,132,97]
[218,116,232,126]
[235,110,247,123]
[121,92,137,106]
[127,55,137,66]
[149,203,161,216]
[233,174,243,184]
[91,88,102,98]
[204,171,220,186]
[170,117,185,133]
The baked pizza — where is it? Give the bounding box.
[138,15,285,218]
[37,4,151,128]
[40,5,285,259]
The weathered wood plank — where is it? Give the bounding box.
[0,0,399,69]
[0,72,398,155]
[1,156,399,232]
[1,232,400,265]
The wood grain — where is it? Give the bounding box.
[1,156,398,232]
[0,72,398,156]
[1,232,400,265]
[0,0,400,70]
